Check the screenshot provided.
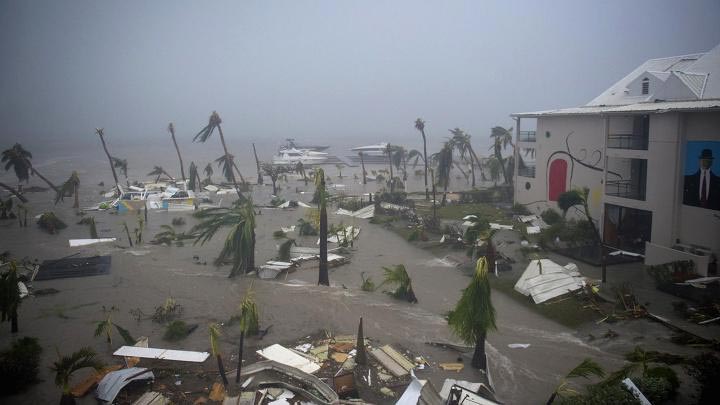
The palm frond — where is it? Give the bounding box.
[113,322,136,345]
[448,257,497,344]
[208,323,222,356]
[566,358,605,379]
[238,286,259,335]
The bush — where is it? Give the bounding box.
[163,320,196,341]
[337,198,370,212]
[37,212,67,234]
[558,383,640,405]
[270,197,286,207]
[0,337,42,395]
[171,217,186,226]
[647,261,697,286]
[374,191,410,206]
[632,376,673,403]
[541,208,563,225]
[645,366,679,394]
[512,202,531,215]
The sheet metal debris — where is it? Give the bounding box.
[35,255,111,281]
[96,367,154,403]
[69,238,117,247]
[256,344,321,374]
[113,346,209,363]
[514,259,586,304]
[336,205,375,219]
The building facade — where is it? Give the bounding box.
[512,44,720,276]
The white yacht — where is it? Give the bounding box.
[272,148,328,165]
[351,142,388,157]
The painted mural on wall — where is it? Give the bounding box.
[683,141,720,211]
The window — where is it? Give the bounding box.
[641,78,649,95]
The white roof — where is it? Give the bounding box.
[512,99,720,118]
[514,259,585,304]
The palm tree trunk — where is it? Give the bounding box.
[470,159,476,188]
[73,183,79,209]
[170,129,186,182]
[216,354,229,387]
[235,331,245,383]
[468,147,486,182]
[421,131,428,200]
[318,181,329,286]
[0,181,28,203]
[430,169,437,223]
[471,331,487,370]
[252,143,263,185]
[546,392,558,405]
[28,164,60,193]
[359,153,367,185]
[249,230,256,273]
[387,147,394,193]
[11,309,18,333]
[98,133,120,190]
[216,124,244,200]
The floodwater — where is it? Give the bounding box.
[0,137,704,404]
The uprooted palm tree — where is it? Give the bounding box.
[95,128,120,192]
[546,358,605,404]
[209,323,230,387]
[448,257,496,370]
[380,264,417,303]
[2,143,59,193]
[194,111,244,200]
[55,171,80,208]
[147,166,175,183]
[235,285,260,383]
[315,168,329,286]
[414,118,430,199]
[111,157,130,187]
[93,306,135,346]
[557,188,607,283]
[167,122,186,182]
[51,347,103,405]
[0,261,21,333]
[191,199,256,277]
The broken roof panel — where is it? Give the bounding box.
[514,259,585,304]
[113,346,209,363]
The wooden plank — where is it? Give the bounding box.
[380,345,415,372]
[370,348,407,377]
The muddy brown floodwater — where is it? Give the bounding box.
[0,164,708,404]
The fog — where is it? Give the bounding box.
[1,0,719,149]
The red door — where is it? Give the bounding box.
[548,159,567,201]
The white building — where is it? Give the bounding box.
[512,43,720,276]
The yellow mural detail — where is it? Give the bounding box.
[590,187,602,211]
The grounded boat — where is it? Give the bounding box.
[272,148,328,165]
[284,138,329,151]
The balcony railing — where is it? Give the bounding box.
[519,131,536,142]
[607,133,648,150]
[518,165,536,178]
[606,179,646,200]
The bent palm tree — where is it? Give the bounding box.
[147,166,174,183]
[2,143,59,193]
[51,347,103,405]
[380,264,417,303]
[448,257,497,370]
[385,144,395,192]
[358,152,367,185]
[191,199,256,277]
[194,111,244,200]
[95,128,120,191]
[414,118,430,200]
[188,162,201,191]
[111,157,129,187]
[0,182,27,203]
[557,188,607,282]
[546,358,604,404]
[168,123,186,182]
[209,323,229,387]
[55,171,80,208]
[433,142,453,206]
[450,128,486,187]
[252,143,263,185]
[315,168,329,286]
[235,286,259,383]
[490,126,514,185]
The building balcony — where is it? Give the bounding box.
[607,133,649,150]
[517,165,536,178]
[518,131,536,142]
[607,115,649,150]
[605,179,646,200]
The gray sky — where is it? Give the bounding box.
[1,0,719,149]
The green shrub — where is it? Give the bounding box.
[541,208,563,225]
[0,337,42,395]
[645,366,679,394]
[647,260,697,286]
[270,197,286,207]
[337,198,370,212]
[632,376,672,403]
[37,212,67,234]
[163,320,195,341]
[558,383,640,405]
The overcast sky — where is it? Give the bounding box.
[1,0,719,148]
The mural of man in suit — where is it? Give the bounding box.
[683,148,720,210]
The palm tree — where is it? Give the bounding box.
[95,128,120,191]
[433,142,454,206]
[557,188,607,283]
[485,157,502,186]
[390,145,408,182]
[111,157,129,187]
[55,171,80,208]
[490,126,514,185]
[235,286,260,383]
[0,261,21,333]
[335,164,344,178]
[188,162,201,191]
[204,163,214,184]
[194,111,244,200]
[191,199,256,277]
[385,144,395,193]
[414,118,430,200]
[358,152,367,185]
[0,182,27,203]
[315,168,329,286]
[51,347,103,405]
[262,163,287,196]
[379,264,417,303]
[448,257,497,370]
[546,358,605,404]
[147,166,174,183]
[209,323,230,388]
[450,128,486,187]
[215,154,247,186]
[168,123,186,182]
[252,143,263,185]
[2,143,59,193]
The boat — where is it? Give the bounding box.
[284,138,329,152]
[272,148,328,165]
[350,142,388,157]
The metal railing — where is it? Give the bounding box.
[518,165,536,178]
[518,131,536,142]
[606,179,646,200]
[607,133,648,150]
